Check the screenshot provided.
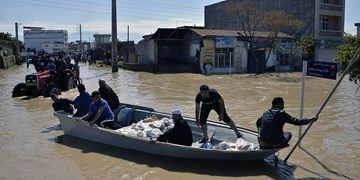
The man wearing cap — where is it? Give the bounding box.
[195,85,242,143]
[50,94,74,114]
[256,97,318,149]
[152,109,193,146]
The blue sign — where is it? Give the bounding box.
[215,36,236,48]
[307,61,337,80]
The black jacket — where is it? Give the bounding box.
[52,98,74,114]
[99,84,120,111]
[256,109,311,144]
[158,119,193,146]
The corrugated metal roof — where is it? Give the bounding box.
[189,28,292,38]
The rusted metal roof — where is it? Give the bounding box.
[189,28,292,38]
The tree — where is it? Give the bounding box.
[0,32,13,40]
[226,0,304,73]
[226,0,262,73]
[295,33,316,60]
[335,33,360,84]
[0,32,25,54]
[259,11,305,67]
[274,33,316,71]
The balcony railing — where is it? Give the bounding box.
[319,30,342,37]
[320,4,343,12]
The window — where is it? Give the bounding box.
[321,17,329,30]
[321,0,329,4]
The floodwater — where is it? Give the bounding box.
[0,63,359,179]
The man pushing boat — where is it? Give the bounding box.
[256,97,318,149]
[195,85,242,143]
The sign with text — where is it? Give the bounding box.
[307,61,337,80]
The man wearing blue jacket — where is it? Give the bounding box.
[73,84,92,117]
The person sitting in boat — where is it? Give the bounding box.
[98,79,120,113]
[73,84,92,117]
[151,109,193,146]
[78,91,115,128]
[256,97,318,149]
[50,94,74,114]
[195,85,242,143]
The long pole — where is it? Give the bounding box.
[299,61,307,147]
[111,0,118,72]
[79,24,82,60]
[284,47,360,162]
[127,25,129,42]
[15,22,20,64]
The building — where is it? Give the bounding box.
[205,0,345,62]
[23,26,68,53]
[93,34,111,50]
[68,41,91,53]
[136,27,292,74]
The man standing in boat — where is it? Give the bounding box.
[195,85,242,143]
[256,97,318,149]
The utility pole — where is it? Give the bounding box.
[127,25,129,42]
[15,22,20,64]
[79,24,82,61]
[111,0,118,72]
[88,37,91,50]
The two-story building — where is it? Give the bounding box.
[205,0,345,63]
[23,26,68,53]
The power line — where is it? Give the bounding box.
[33,0,203,17]
[65,0,203,12]
[3,0,201,24]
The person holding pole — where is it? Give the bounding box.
[256,97,318,149]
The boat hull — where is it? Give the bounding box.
[54,110,278,160]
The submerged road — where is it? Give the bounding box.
[0,63,359,179]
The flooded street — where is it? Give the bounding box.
[0,63,359,179]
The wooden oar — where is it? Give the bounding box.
[284,47,360,162]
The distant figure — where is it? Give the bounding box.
[152,109,193,146]
[74,60,80,79]
[73,84,92,117]
[256,97,318,149]
[51,94,74,114]
[98,79,120,112]
[79,91,115,128]
[46,59,56,71]
[195,85,242,143]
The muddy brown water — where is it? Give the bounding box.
[0,63,359,179]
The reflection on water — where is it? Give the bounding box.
[53,135,280,179]
[0,63,359,179]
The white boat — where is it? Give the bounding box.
[53,104,281,160]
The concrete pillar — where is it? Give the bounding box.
[355,23,360,37]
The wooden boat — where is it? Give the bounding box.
[53,103,280,160]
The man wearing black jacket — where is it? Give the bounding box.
[98,79,120,112]
[256,97,318,149]
[50,94,74,114]
[152,109,193,146]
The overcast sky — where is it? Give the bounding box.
[0,0,359,43]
